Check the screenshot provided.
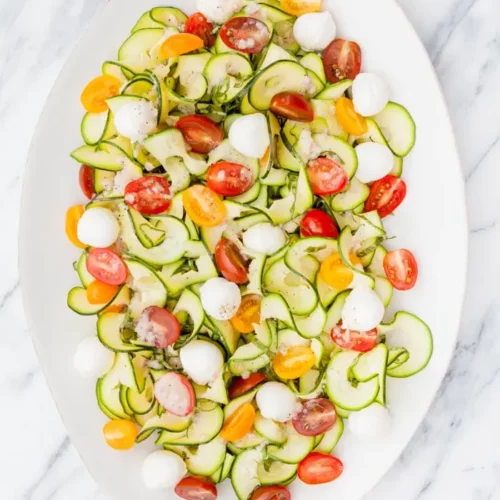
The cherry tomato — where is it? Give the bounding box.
[185,12,216,48]
[320,252,361,289]
[293,398,337,436]
[79,165,95,199]
[160,33,204,58]
[136,306,181,348]
[86,248,128,285]
[383,249,418,291]
[331,321,378,352]
[231,294,262,333]
[175,115,224,154]
[298,453,344,485]
[365,175,407,218]
[300,209,338,239]
[250,485,290,500]
[124,176,171,215]
[229,372,266,400]
[273,346,315,380]
[103,419,138,450]
[270,92,314,122]
[322,39,362,84]
[220,402,256,442]
[81,75,121,113]
[154,372,195,416]
[65,205,87,248]
[183,185,226,227]
[86,280,119,305]
[280,0,321,16]
[215,239,248,284]
[207,162,253,197]
[175,476,217,500]
[307,157,348,196]
[220,17,270,54]
[335,97,368,136]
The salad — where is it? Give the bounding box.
[66,0,433,498]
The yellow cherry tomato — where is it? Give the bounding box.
[335,97,368,136]
[280,0,322,16]
[65,205,86,248]
[220,403,256,442]
[320,252,361,289]
[81,75,121,113]
[231,294,262,334]
[273,346,315,380]
[160,33,204,58]
[103,419,138,450]
[182,185,226,227]
[86,280,119,305]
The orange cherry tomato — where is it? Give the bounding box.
[231,294,262,334]
[160,33,204,58]
[273,346,315,380]
[335,97,368,136]
[220,403,256,442]
[320,253,361,289]
[81,75,121,113]
[65,205,87,248]
[86,280,119,305]
[280,0,322,16]
[103,419,139,450]
[182,185,226,227]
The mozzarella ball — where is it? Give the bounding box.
[256,382,299,423]
[341,285,385,331]
[180,340,224,386]
[243,223,286,255]
[114,99,157,142]
[293,11,337,52]
[348,404,392,440]
[77,207,120,248]
[355,142,394,183]
[352,73,390,117]
[74,337,114,378]
[197,0,243,24]
[142,450,186,490]
[229,114,270,159]
[200,277,241,320]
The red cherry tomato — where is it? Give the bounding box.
[79,165,95,199]
[124,176,171,215]
[307,157,348,196]
[365,175,407,218]
[270,91,314,122]
[228,372,266,399]
[185,12,216,48]
[207,162,253,197]
[86,248,127,285]
[220,17,271,54]
[331,321,378,352]
[136,306,181,348]
[250,485,290,500]
[383,249,418,291]
[214,238,248,284]
[323,39,362,84]
[175,477,217,500]
[300,209,338,239]
[175,115,224,154]
[154,372,195,417]
[293,398,337,436]
[298,453,344,485]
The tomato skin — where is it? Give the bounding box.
[160,33,204,58]
[86,248,128,286]
[250,485,290,500]
[103,419,138,450]
[365,175,407,218]
[176,115,224,154]
[383,249,418,291]
[229,372,266,400]
[86,280,119,305]
[273,346,316,380]
[307,157,349,196]
[323,39,362,84]
[81,75,121,113]
[298,453,344,485]
[293,398,337,436]
[124,176,171,215]
[185,13,216,48]
[175,476,217,500]
[66,205,87,248]
[154,372,195,417]
[300,209,338,239]
[215,238,248,284]
[231,294,262,334]
[220,17,271,54]
[270,92,314,122]
[137,306,181,348]
[79,165,95,199]
[207,162,253,197]
[183,185,226,227]
[220,402,256,442]
[331,321,378,352]
[335,97,368,136]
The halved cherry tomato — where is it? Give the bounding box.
[86,280,119,305]
[103,419,138,450]
[231,294,262,333]
[250,485,290,500]
[331,321,378,352]
[79,165,95,199]
[273,346,315,380]
[175,115,224,154]
[323,39,362,84]
[81,75,121,113]
[365,175,407,218]
[320,252,361,289]
[185,12,216,48]
[335,97,367,136]
[183,185,226,227]
[220,402,256,442]
[300,209,338,239]
[383,249,418,291]
[259,146,271,171]
[154,372,195,416]
[215,239,248,284]
[229,372,266,400]
[136,306,181,348]
[86,248,128,285]
[293,398,337,436]
[65,205,87,248]
[270,92,314,122]
[207,162,253,197]
[124,176,171,215]
[220,17,270,54]
[175,476,217,500]
[160,33,204,58]
[280,0,321,16]
[298,453,344,485]
[307,157,348,196]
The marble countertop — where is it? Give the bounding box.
[1,0,498,498]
